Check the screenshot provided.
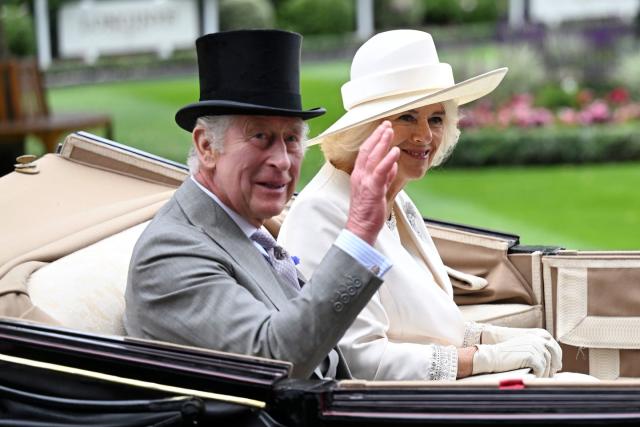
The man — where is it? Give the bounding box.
[124,29,400,379]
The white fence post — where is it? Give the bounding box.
[34,0,52,69]
[356,0,374,40]
[203,0,219,34]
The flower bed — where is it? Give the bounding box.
[445,87,640,167]
[460,88,640,129]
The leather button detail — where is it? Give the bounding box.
[333,302,344,312]
[347,286,357,295]
[345,275,363,288]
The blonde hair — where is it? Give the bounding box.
[321,100,461,170]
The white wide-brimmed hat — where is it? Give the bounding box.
[307,29,508,146]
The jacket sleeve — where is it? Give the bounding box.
[125,216,382,379]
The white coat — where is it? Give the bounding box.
[279,162,466,380]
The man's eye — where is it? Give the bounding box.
[285,134,300,143]
[285,136,303,152]
[428,116,444,127]
[250,132,271,145]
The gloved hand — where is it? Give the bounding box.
[481,324,562,375]
[472,335,554,377]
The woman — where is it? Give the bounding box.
[278,30,563,380]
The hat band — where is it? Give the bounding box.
[200,88,302,110]
[342,63,454,110]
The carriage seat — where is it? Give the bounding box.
[26,210,542,336]
[28,221,149,335]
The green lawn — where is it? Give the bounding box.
[36,62,639,251]
[405,163,640,250]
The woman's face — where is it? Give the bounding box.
[387,103,445,185]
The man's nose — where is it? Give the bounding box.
[268,138,292,170]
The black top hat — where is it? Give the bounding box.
[175,30,326,131]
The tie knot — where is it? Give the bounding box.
[251,228,277,251]
[251,228,300,291]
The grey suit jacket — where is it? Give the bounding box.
[124,179,383,379]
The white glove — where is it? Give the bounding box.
[472,335,553,377]
[481,324,562,375]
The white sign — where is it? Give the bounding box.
[530,0,640,26]
[58,0,199,63]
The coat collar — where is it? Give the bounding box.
[174,179,297,308]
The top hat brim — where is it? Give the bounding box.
[175,100,326,131]
[306,67,507,146]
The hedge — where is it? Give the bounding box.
[219,0,275,31]
[1,4,36,57]
[277,0,354,35]
[445,124,640,167]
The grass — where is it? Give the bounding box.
[33,61,639,251]
[405,163,640,250]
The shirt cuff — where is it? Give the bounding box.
[334,229,392,278]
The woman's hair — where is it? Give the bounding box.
[321,100,461,170]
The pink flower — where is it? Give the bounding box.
[558,107,579,125]
[578,100,610,124]
[458,111,476,128]
[613,103,640,123]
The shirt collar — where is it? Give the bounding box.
[190,176,259,239]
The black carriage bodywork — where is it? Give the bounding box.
[3,318,640,426]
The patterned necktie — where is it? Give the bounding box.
[251,228,338,378]
[251,229,300,291]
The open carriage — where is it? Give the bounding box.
[2,132,640,425]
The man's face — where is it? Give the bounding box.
[199,115,305,227]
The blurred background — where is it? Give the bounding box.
[1,0,639,249]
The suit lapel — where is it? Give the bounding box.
[174,179,292,308]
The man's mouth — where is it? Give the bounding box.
[257,181,288,191]
[401,148,430,160]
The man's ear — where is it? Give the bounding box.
[193,126,218,170]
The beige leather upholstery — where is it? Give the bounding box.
[0,132,184,326]
[459,303,543,328]
[28,222,149,335]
